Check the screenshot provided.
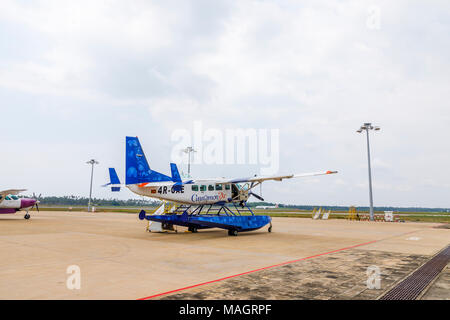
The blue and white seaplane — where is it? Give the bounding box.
[105,137,337,236]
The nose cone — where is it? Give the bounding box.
[20,198,36,209]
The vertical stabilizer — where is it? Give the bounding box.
[125,136,172,185]
[170,163,182,183]
[109,168,121,192]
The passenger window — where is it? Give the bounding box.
[191,185,198,191]
[5,196,11,200]
[225,184,230,190]
[208,185,214,191]
[215,184,223,191]
[200,185,206,192]
[11,195,18,200]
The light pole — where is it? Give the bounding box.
[182,147,197,178]
[86,159,99,212]
[357,123,380,221]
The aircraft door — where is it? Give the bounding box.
[231,184,239,200]
[231,184,249,202]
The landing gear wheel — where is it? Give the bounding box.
[268,225,272,233]
[228,229,238,236]
[24,213,30,220]
[189,226,198,233]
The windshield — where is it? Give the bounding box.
[4,195,19,200]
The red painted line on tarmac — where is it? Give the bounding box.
[138,239,378,300]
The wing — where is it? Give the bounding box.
[0,189,27,196]
[224,170,338,184]
[137,171,337,186]
[0,189,27,203]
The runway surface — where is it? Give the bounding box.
[0,211,448,299]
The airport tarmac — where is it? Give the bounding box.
[0,211,448,300]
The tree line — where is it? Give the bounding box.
[26,195,449,212]
[28,195,159,207]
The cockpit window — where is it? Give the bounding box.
[5,196,11,200]
[11,195,19,200]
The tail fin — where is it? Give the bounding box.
[170,163,182,183]
[102,168,121,192]
[125,136,172,185]
[109,168,121,192]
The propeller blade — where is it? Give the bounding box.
[249,192,264,202]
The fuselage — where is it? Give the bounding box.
[127,182,248,205]
[0,196,37,214]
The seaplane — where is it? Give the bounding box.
[105,136,337,236]
[0,189,39,219]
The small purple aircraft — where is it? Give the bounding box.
[0,189,39,219]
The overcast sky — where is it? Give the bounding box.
[1,0,449,207]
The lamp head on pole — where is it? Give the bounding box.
[86,159,99,165]
[357,123,380,133]
[182,147,197,154]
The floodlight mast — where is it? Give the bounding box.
[86,159,99,212]
[183,147,197,177]
[356,123,380,221]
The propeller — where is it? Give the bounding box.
[248,178,264,201]
[32,193,42,200]
[248,192,264,201]
[32,193,41,212]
